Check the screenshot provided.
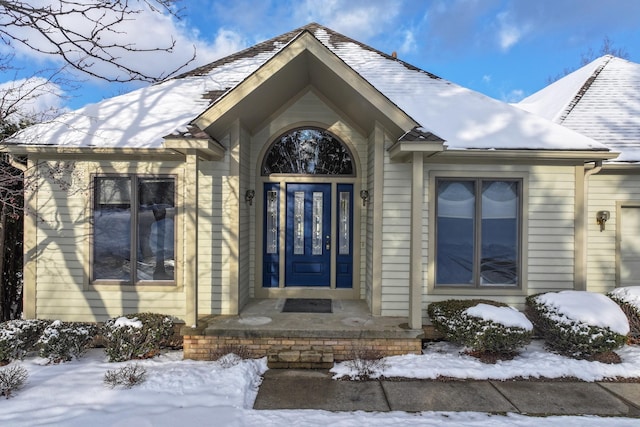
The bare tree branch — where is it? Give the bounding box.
[0,0,195,83]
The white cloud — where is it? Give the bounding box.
[294,0,402,40]
[399,30,417,55]
[502,88,525,103]
[496,12,529,51]
[0,77,66,122]
[0,1,245,82]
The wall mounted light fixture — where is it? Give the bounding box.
[596,210,610,232]
[360,190,369,207]
[245,189,255,206]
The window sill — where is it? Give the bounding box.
[429,286,526,297]
[88,282,183,292]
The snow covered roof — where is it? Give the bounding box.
[7,23,610,156]
[518,55,640,162]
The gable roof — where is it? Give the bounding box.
[518,55,640,162]
[7,23,610,157]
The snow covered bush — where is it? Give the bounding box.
[102,313,175,362]
[0,319,49,364]
[427,299,533,359]
[212,344,252,368]
[37,321,97,363]
[0,365,28,398]
[103,363,147,389]
[608,286,640,344]
[343,347,387,380]
[526,291,629,359]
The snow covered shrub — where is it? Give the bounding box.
[526,291,629,359]
[103,363,147,389]
[0,319,49,364]
[427,299,533,359]
[37,321,97,363]
[344,347,387,380]
[608,287,640,344]
[0,365,28,398]
[212,344,251,368]
[102,313,175,362]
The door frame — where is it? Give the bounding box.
[616,201,640,287]
[255,175,361,299]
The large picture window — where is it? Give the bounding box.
[93,176,175,284]
[435,178,520,287]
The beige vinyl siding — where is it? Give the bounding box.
[380,150,411,316]
[196,158,226,316]
[238,125,252,308]
[587,172,640,292]
[526,166,576,291]
[34,160,187,322]
[365,129,375,309]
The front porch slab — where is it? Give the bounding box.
[181,299,425,362]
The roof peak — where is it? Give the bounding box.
[169,23,441,82]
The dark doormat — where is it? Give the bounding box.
[282,298,332,313]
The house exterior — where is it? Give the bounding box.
[518,55,640,293]
[5,24,619,343]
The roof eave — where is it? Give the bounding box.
[433,149,618,163]
[163,136,226,161]
[0,144,181,158]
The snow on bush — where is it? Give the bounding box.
[103,363,147,389]
[37,321,97,363]
[427,299,533,359]
[0,319,49,364]
[608,286,640,344]
[102,313,176,362]
[526,291,629,359]
[0,365,28,398]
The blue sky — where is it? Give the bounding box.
[3,0,640,112]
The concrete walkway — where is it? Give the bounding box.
[254,369,640,417]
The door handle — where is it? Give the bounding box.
[325,235,330,251]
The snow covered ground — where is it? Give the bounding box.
[1,341,640,427]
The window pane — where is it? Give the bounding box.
[294,191,305,254]
[137,178,175,281]
[339,192,350,255]
[436,181,475,285]
[94,177,131,280]
[312,192,323,255]
[480,181,518,285]
[262,128,354,175]
[266,190,278,254]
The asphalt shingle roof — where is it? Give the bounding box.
[518,55,640,162]
[9,23,608,154]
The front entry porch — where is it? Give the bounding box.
[181,299,428,364]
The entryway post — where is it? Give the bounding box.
[185,152,199,326]
[409,152,423,329]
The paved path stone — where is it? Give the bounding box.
[490,381,631,416]
[254,369,640,418]
[382,380,518,412]
[253,370,389,411]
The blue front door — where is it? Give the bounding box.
[262,182,354,288]
[285,183,331,286]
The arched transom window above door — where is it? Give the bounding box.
[261,127,354,176]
